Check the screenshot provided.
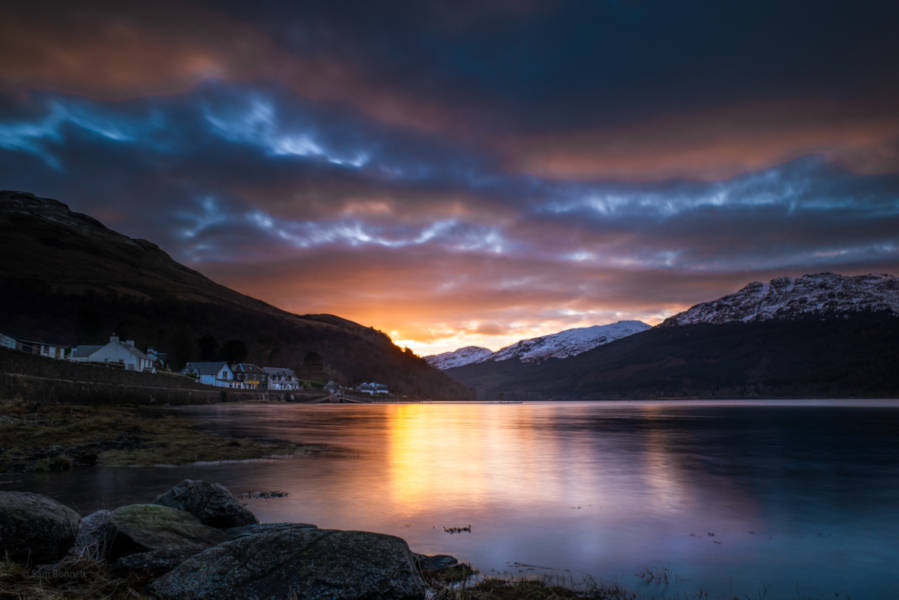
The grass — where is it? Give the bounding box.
[0,398,304,472]
[0,557,155,600]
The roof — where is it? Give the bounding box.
[70,345,102,358]
[185,361,230,376]
[232,363,264,375]
[262,367,296,376]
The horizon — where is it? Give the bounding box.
[2,2,899,355]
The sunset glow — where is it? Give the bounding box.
[2,2,898,355]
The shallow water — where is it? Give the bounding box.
[12,400,899,599]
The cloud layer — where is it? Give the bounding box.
[2,0,898,354]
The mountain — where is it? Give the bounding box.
[489,321,651,363]
[0,191,472,400]
[424,321,651,370]
[445,274,899,400]
[662,273,899,326]
[424,346,493,370]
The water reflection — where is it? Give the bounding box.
[10,401,899,599]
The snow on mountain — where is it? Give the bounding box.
[490,321,652,363]
[424,346,493,370]
[425,321,651,369]
[662,272,899,327]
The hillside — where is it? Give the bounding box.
[0,191,472,400]
[446,274,899,400]
[425,321,650,369]
[661,273,899,326]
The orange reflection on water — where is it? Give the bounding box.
[385,403,603,515]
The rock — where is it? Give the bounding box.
[154,479,258,528]
[152,528,426,600]
[113,547,199,577]
[225,522,316,539]
[108,504,227,559]
[413,553,459,572]
[0,491,80,563]
[69,509,115,560]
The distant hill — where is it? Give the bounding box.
[447,275,899,400]
[0,191,472,400]
[424,346,493,370]
[425,321,650,370]
[661,273,899,326]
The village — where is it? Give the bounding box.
[0,331,391,396]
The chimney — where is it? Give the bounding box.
[110,333,119,343]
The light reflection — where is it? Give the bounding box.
[13,401,899,600]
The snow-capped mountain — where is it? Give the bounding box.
[424,346,493,370]
[425,321,651,369]
[490,321,652,363]
[662,273,899,327]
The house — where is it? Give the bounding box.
[231,363,266,390]
[70,334,154,372]
[357,381,390,396]
[0,333,17,350]
[263,367,300,390]
[183,362,234,387]
[3,332,68,359]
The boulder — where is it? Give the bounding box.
[108,504,227,559]
[69,509,115,560]
[413,553,459,572]
[225,522,316,539]
[0,491,80,563]
[154,479,258,528]
[152,527,426,600]
[113,547,199,577]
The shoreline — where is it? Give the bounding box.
[0,399,320,473]
[0,478,637,600]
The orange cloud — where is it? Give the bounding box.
[502,97,899,181]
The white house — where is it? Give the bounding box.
[357,381,390,396]
[69,334,154,372]
[263,367,300,390]
[184,362,234,387]
[0,333,17,350]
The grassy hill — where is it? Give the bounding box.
[0,190,472,400]
[446,314,899,400]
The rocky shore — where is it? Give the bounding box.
[0,480,634,600]
[0,400,317,473]
[0,479,463,599]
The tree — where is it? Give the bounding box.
[222,339,248,363]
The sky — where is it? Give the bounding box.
[1,1,898,355]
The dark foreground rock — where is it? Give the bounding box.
[225,521,317,539]
[414,553,459,572]
[154,479,258,528]
[108,504,228,559]
[0,491,80,563]
[152,527,426,600]
[69,509,115,560]
[113,547,201,577]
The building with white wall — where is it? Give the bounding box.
[183,362,234,387]
[263,367,300,390]
[69,334,154,372]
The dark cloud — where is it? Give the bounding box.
[0,0,897,352]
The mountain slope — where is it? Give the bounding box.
[489,321,651,363]
[662,273,899,326]
[424,346,493,370]
[424,321,650,369]
[446,274,899,400]
[0,191,472,400]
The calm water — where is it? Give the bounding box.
[11,400,899,599]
